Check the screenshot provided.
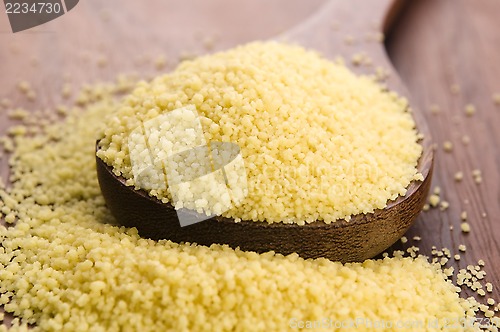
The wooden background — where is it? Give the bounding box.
[1,0,499,326]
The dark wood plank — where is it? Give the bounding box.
[386,0,500,301]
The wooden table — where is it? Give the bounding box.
[386,0,500,301]
[1,0,499,327]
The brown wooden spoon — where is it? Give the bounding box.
[96,0,433,263]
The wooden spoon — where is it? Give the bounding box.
[96,0,433,263]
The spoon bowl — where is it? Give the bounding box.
[96,143,432,263]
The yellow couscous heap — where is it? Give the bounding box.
[0,97,478,332]
[97,42,423,224]
[0,62,496,332]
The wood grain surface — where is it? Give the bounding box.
[0,0,499,327]
[385,0,500,302]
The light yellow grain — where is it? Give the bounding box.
[400,236,408,244]
[443,141,453,152]
[433,186,441,195]
[61,83,72,99]
[0,98,11,108]
[26,90,36,101]
[461,222,471,233]
[7,126,27,137]
[374,66,389,81]
[439,201,449,211]
[17,81,31,93]
[472,169,482,184]
[154,55,167,70]
[0,136,14,152]
[97,56,108,67]
[351,53,364,66]
[460,211,468,221]
[7,108,29,120]
[454,254,461,261]
[454,171,463,181]
[493,93,500,106]
[429,194,440,207]
[179,51,197,62]
[429,104,440,114]
[373,32,384,42]
[465,103,476,116]
[202,36,216,51]
[459,244,467,252]
[344,35,355,45]
[486,283,493,293]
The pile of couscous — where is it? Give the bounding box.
[1,42,498,331]
[97,42,423,224]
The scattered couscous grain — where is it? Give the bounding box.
[26,90,36,101]
[179,50,197,62]
[454,254,461,261]
[350,53,364,66]
[97,55,108,67]
[454,171,464,182]
[0,98,11,108]
[461,222,471,233]
[472,169,483,184]
[461,211,468,221]
[459,244,467,252]
[439,201,449,211]
[373,31,384,42]
[61,83,72,99]
[16,81,31,93]
[443,140,453,152]
[7,108,29,121]
[433,186,441,195]
[429,194,440,207]
[429,104,440,114]
[465,103,476,116]
[97,42,423,224]
[154,55,167,70]
[493,93,500,106]
[343,35,355,45]
[486,283,494,293]
[202,36,216,51]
